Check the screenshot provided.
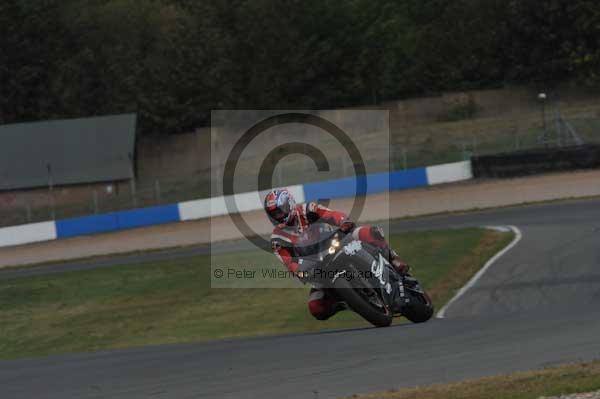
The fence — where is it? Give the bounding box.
[1,95,600,228]
[0,161,473,249]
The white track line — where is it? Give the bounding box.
[436,225,523,319]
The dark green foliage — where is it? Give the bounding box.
[1,0,599,134]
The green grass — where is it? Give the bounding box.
[0,228,513,359]
[346,361,600,399]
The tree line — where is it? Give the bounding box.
[1,0,598,135]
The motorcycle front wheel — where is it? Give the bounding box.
[332,270,393,328]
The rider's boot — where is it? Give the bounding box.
[389,249,409,274]
[309,289,348,320]
[360,225,419,289]
[389,249,419,289]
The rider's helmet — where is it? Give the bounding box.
[264,189,297,226]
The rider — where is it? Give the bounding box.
[264,188,411,321]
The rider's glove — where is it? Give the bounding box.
[339,220,355,233]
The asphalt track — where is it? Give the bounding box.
[2,198,600,398]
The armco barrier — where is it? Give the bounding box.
[178,198,212,222]
[426,161,473,185]
[472,145,600,178]
[0,161,472,248]
[116,204,180,230]
[0,221,56,247]
[178,185,305,221]
[390,168,429,191]
[56,213,119,238]
[55,204,180,239]
[303,168,429,202]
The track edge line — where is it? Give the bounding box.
[435,225,523,319]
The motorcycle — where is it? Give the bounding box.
[295,223,433,327]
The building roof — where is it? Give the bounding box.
[0,114,137,190]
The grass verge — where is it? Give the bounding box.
[345,361,600,399]
[0,227,513,359]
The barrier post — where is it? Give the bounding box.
[154,180,161,204]
[25,202,32,223]
[462,143,471,160]
[92,189,99,213]
[538,93,549,146]
[47,163,56,220]
[128,152,137,208]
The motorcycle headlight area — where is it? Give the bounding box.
[328,238,341,254]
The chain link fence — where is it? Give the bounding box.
[1,102,599,228]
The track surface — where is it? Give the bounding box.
[2,199,600,398]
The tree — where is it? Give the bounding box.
[1,0,598,134]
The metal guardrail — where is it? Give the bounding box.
[472,144,600,178]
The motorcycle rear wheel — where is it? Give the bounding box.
[402,289,434,323]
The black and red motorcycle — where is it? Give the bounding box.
[295,223,433,327]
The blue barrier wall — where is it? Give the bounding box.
[303,167,428,202]
[55,204,180,239]
[56,213,119,238]
[304,175,362,201]
[14,162,470,247]
[390,168,428,191]
[117,204,180,230]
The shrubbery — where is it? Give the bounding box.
[1,0,598,134]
